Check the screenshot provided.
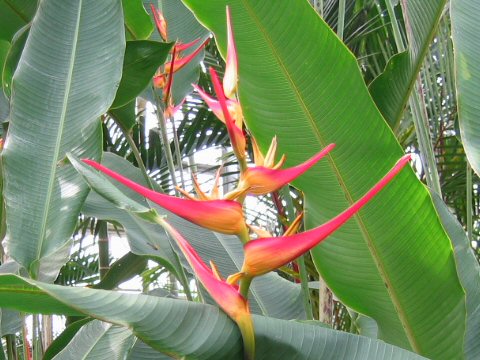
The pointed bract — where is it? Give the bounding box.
[192,84,243,127]
[160,219,255,359]
[153,74,166,88]
[240,143,335,195]
[175,38,200,53]
[82,159,248,236]
[223,7,238,98]
[210,68,246,160]
[150,4,168,41]
[241,155,411,276]
[164,39,209,74]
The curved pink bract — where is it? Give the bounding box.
[242,155,411,276]
[82,159,246,235]
[242,143,335,195]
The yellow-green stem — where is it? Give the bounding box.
[239,275,252,299]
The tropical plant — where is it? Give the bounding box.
[0,0,479,359]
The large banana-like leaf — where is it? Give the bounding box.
[2,0,125,280]
[127,340,173,359]
[111,40,172,109]
[122,0,153,40]
[0,274,427,360]
[44,318,92,360]
[431,192,480,359]
[0,0,36,42]
[53,320,135,360]
[369,0,447,127]
[74,153,305,319]
[451,1,480,176]
[182,1,465,358]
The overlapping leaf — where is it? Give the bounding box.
[182,0,465,358]
[0,274,427,360]
[451,0,480,177]
[2,0,125,280]
[369,0,448,128]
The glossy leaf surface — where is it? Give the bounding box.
[0,275,427,360]
[2,0,125,280]
[182,1,465,357]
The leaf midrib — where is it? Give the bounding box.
[36,1,83,269]
[240,0,419,352]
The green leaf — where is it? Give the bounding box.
[369,0,447,127]
[53,320,135,360]
[182,1,465,358]
[0,0,36,42]
[109,100,137,132]
[0,39,9,121]
[0,262,23,337]
[451,0,480,177]
[127,340,173,359]
[111,40,172,109]
[44,318,93,360]
[0,40,9,81]
[2,24,28,98]
[2,0,125,280]
[92,252,147,291]
[0,274,427,360]
[123,0,153,40]
[430,191,480,359]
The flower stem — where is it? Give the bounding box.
[153,88,179,194]
[239,275,252,299]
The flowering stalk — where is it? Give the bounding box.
[153,39,209,89]
[157,217,255,360]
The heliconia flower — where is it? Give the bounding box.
[164,98,185,120]
[153,39,210,89]
[82,159,248,237]
[235,143,335,196]
[159,219,255,359]
[240,155,412,277]
[192,84,243,127]
[210,67,246,160]
[164,38,209,75]
[153,73,167,88]
[175,38,200,53]
[223,6,238,99]
[150,4,168,41]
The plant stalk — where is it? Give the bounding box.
[169,116,186,189]
[239,276,252,299]
[153,89,179,194]
[337,0,346,40]
[118,124,156,191]
[98,221,110,280]
[5,334,15,360]
[467,162,473,241]
[387,0,441,194]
